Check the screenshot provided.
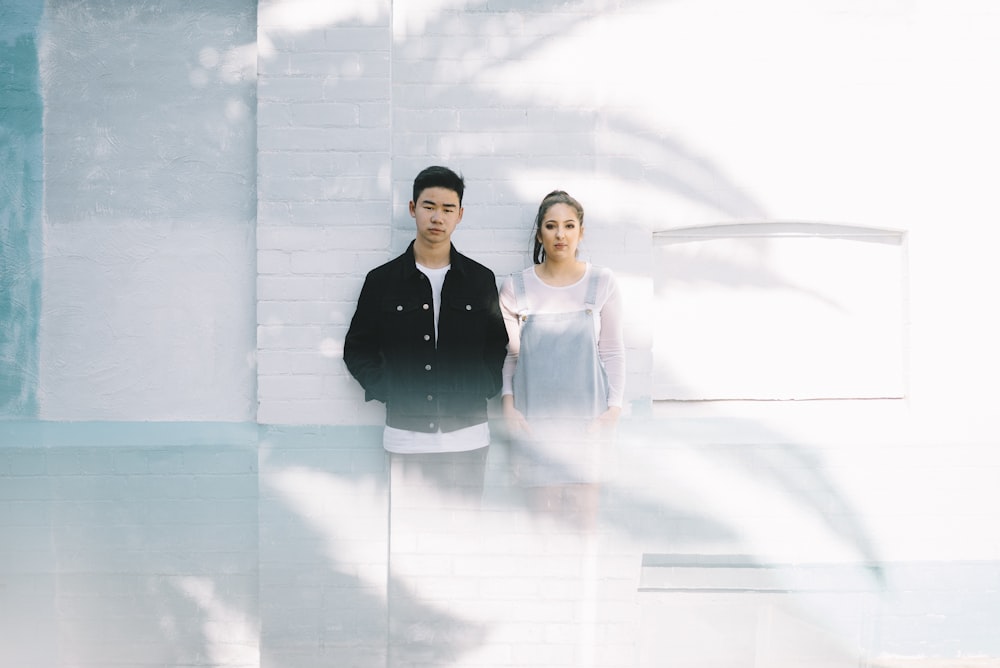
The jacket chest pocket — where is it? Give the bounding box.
[441,294,491,338]
[443,294,490,317]
[381,297,433,340]
[382,297,431,316]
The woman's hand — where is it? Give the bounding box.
[502,395,531,435]
[587,406,621,434]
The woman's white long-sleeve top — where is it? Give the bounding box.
[499,264,626,408]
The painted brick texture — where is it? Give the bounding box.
[0,424,260,668]
[256,1,650,426]
[5,424,1000,667]
[257,1,393,426]
[9,1,1000,667]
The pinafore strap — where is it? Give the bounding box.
[511,268,529,315]
[583,266,601,311]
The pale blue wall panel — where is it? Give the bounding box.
[0,1,43,418]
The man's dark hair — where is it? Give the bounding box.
[412,165,465,205]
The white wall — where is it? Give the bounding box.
[255,0,393,425]
[5,1,1000,666]
[253,0,1000,571]
[14,0,998,554]
[625,0,1000,445]
[37,0,258,421]
[255,0,1000,452]
[36,0,1000,434]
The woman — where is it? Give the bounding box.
[500,190,625,526]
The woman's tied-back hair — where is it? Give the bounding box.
[412,165,465,205]
[532,190,584,265]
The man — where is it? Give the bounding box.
[344,166,508,497]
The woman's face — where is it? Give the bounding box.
[537,202,583,261]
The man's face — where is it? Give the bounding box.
[410,187,463,247]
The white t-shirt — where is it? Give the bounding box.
[383,262,490,454]
[419,263,448,344]
[499,264,626,407]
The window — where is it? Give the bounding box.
[652,223,905,401]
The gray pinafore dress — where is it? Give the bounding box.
[509,267,611,486]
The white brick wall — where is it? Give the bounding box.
[8,1,1000,668]
[6,421,1000,667]
[257,0,392,425]
[258,425,389,666]
[0,423,260,668]
[258,1,652,426]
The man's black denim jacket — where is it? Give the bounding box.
[344,242,508,433]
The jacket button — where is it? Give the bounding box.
[465,304,472,310]
[396,305,403,311]
[423,334,431,341]
[424,364,432,371]
[426,395,433,401]
[428,422,435,429]
[422,303,430,310]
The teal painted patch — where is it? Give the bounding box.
[0,3,43,417]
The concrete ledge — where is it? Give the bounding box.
[0,420,260,447]
[639,553,882,593]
